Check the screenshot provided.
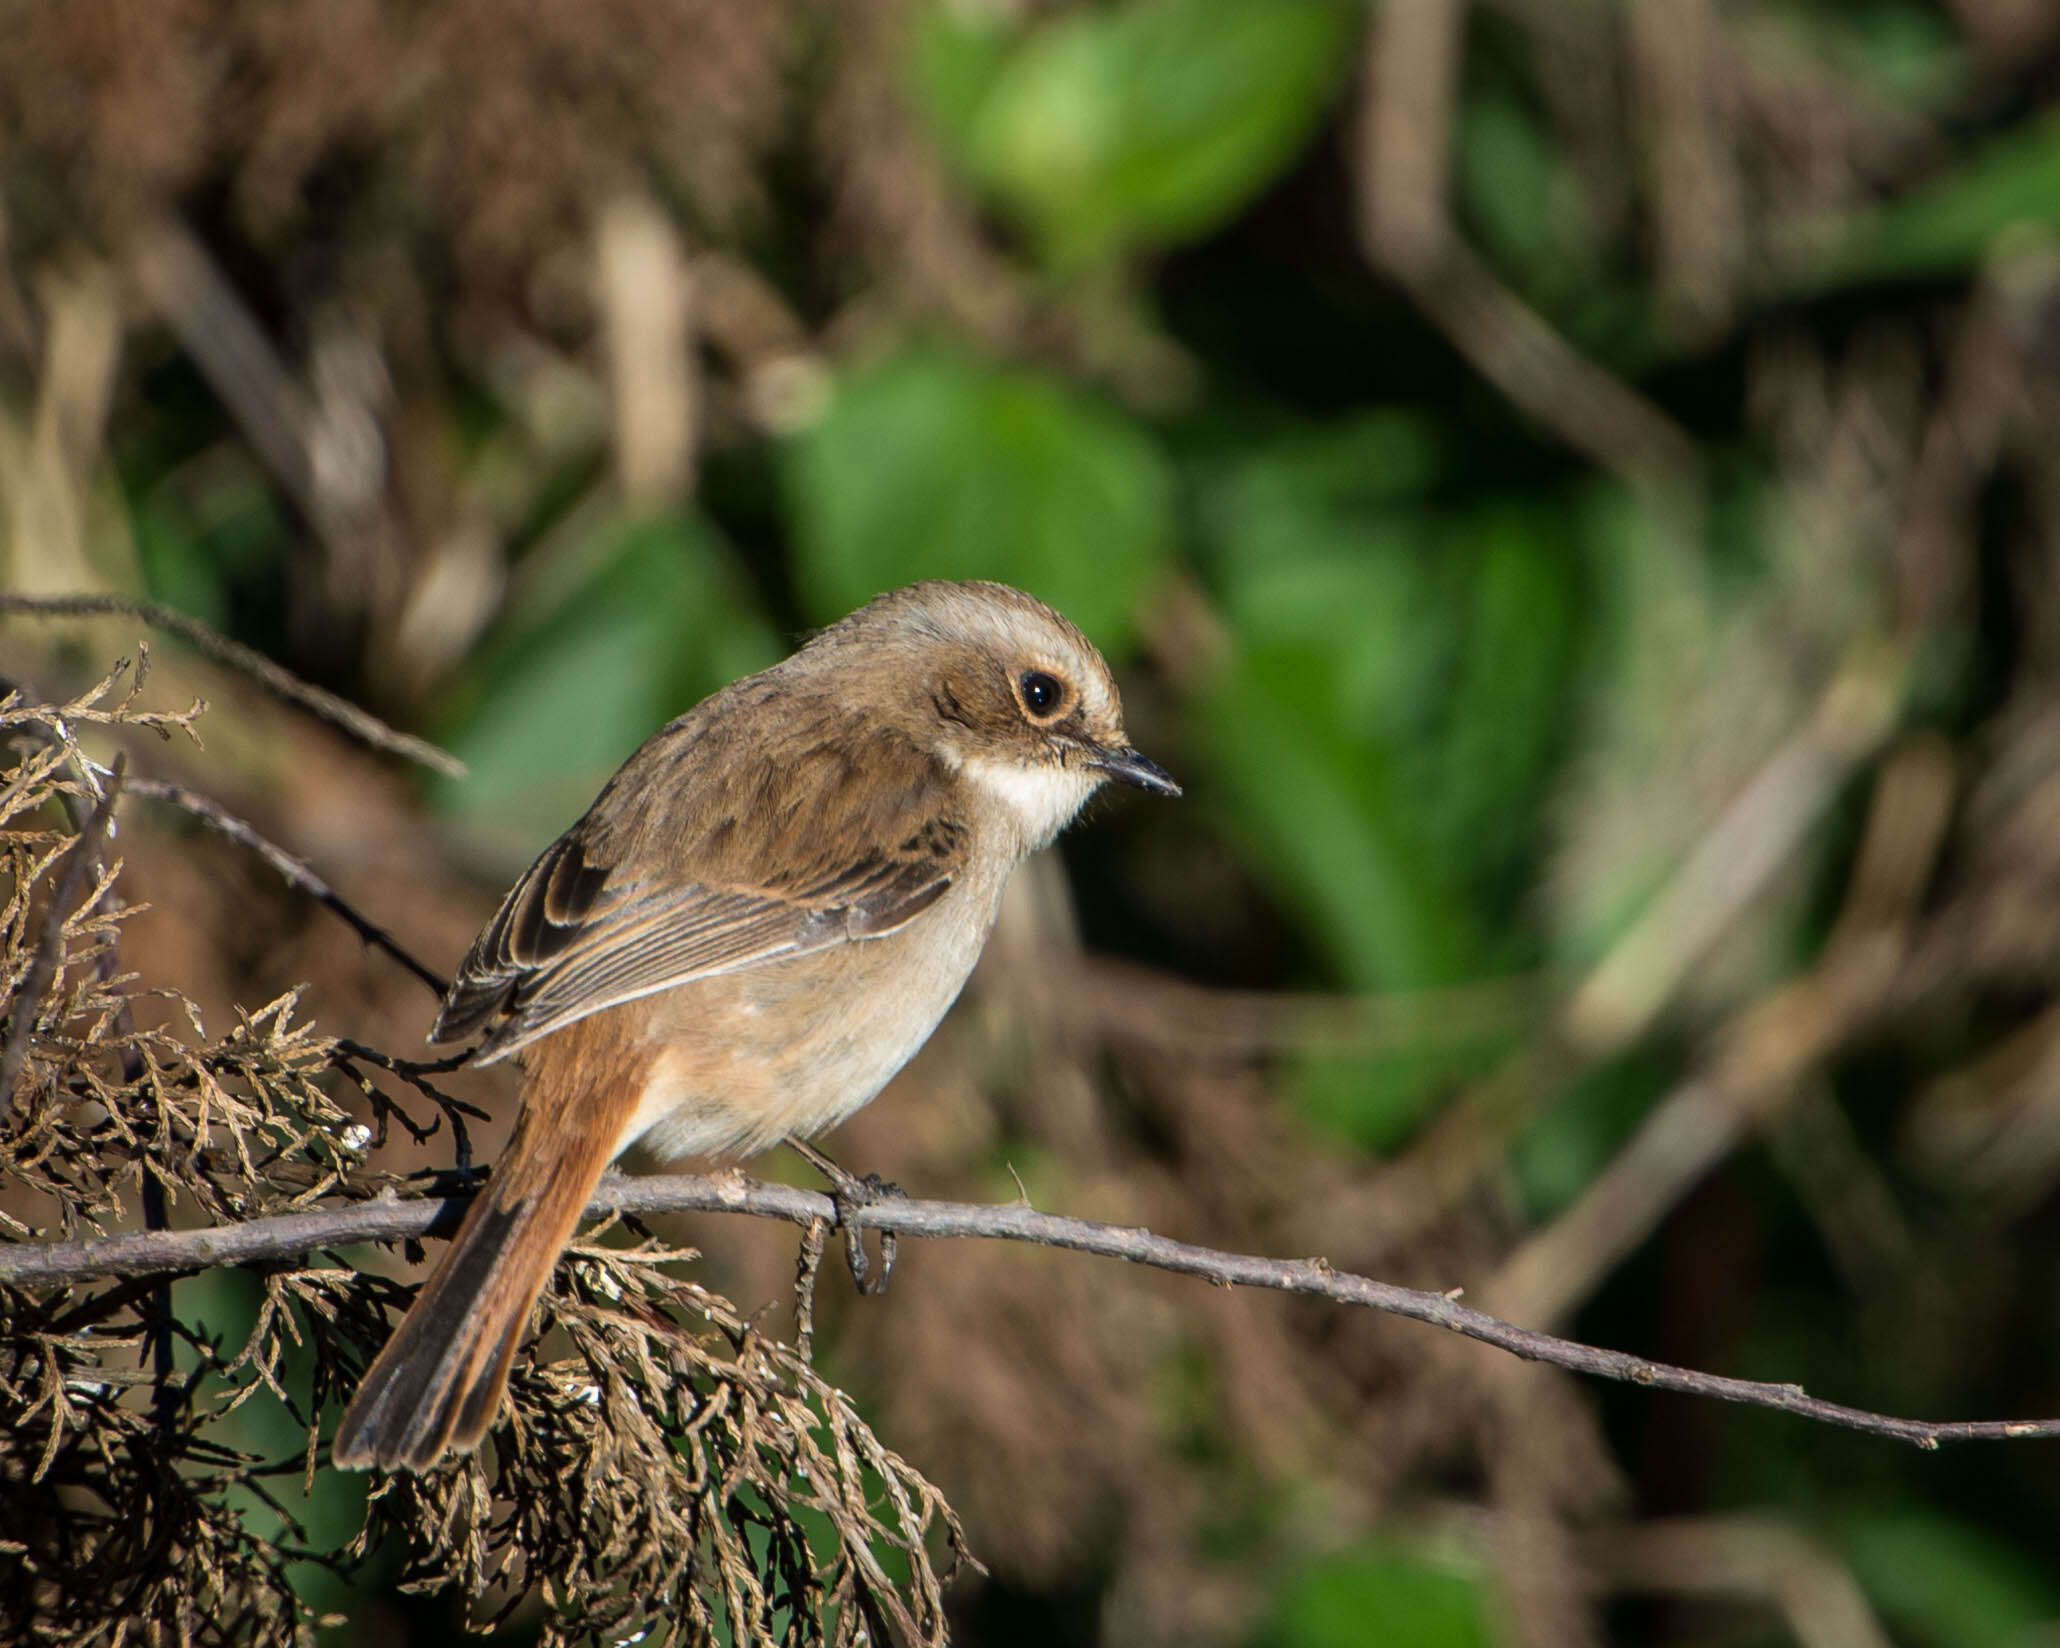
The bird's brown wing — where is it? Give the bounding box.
[432,714,968,1062]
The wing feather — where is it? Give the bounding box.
[430,703,969,1061]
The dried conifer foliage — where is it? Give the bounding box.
[0,665,967,1647]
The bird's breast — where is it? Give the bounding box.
[612,862,1012,1161]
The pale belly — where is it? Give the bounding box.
[610,868,1008,1162]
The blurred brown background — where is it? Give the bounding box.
[8,0,2060,1643]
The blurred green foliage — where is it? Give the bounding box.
[921,0,1361,269]
[785,347,1173,644]
[1262,1545,1492,1648]
[1840,1510,2060,1648]
[1198,416,1577,996]
[1817,116,2060,288]
[436,512,780,853]
[1194,413,1581,1142]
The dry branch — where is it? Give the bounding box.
[0,592,463,776]
[1355,0,1700,484]
[5,1174,2056,1453]
[123,775,449,999]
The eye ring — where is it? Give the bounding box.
[1017,670,1067,720]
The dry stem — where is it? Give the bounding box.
[5,1174,2054,1453]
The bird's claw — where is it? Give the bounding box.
[789,1141,904,1295]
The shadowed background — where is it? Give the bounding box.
[6,0,2060,1643]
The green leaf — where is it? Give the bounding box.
[129,458,288,632]
[1455,89,1581,295]
[1197,416,1577,988]
[1761,0,1966,111]
[1840,1510,2060,1648]
[784,346,1173,650]
[1206,639,1474,994]
[958,0,1362,268]
[1263,1546,1492,1648]
[1511,1048,1676,1219]
[1195,420,1576,1145]
[435,510,779,862]
[909,3,1017,162]
[1428,507,1578,892]
[1807,115,2060,290]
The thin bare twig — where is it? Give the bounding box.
[1560,643,1907,1054]
[3,1176,2056,1451]
[1483,736,1954,1331]
[1588,1515,1897,1648]
[1042,956,1545,1059]
[1355,0,1701,484]
[128,216,400,616]
[793,1215,829,1363]
[124,775,448,998]
[0,592,464,777]
[329,1038,482,1174]
[597,191,698,503]
[1332,633,1908,1253]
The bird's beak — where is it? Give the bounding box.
[1086,743,1182,797]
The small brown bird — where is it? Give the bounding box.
[333,580,1177,1470]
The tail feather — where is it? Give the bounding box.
[334,1033,638,1471]
[333,1192,566,1470]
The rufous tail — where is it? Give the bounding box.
[333,1046,635,1471]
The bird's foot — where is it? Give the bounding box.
[787,1139,904,1296]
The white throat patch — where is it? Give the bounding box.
[961,756,1101,849]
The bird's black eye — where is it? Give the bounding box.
[1018,670,1065,719]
